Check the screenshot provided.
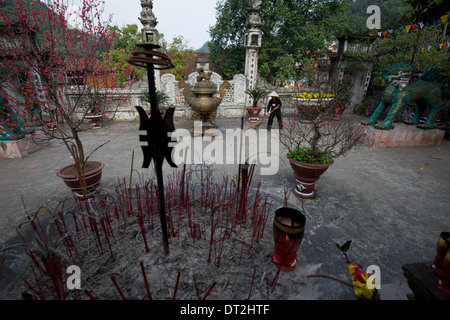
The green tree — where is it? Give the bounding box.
[347,25,449,85]
[159,35,196,80]
[208,0,248,79]
[400,0,450,25]
[104,26,196,82]
[103,24,144,83]
[346,0,408,33]
[344,0,449,84]
[209,0,349,85]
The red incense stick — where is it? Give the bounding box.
[111,276,127,300]
[140,262,152,300]
[202,281,216,300]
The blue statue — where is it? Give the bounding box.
[362,63,445,130]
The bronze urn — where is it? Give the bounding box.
[178,68,230,127]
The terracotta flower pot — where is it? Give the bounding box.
[332,106,346,121]
[246,107,262,123]
[45,121,57,131]
[56,161,105,199]
[85,114,104,129]
[287,156,334,199]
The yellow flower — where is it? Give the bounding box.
[292,92,335,99]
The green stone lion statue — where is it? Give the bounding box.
[362,63,445,130]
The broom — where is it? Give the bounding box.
[246,105,280,130]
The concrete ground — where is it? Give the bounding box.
[0,117,449,300]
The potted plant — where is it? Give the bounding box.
[82,89,105,129]
[0,0,134,198]
[292,91,334,123]
[331,75,353,121]
[139,90,170,116]
[245,88,267,123]
[280,87,365,199]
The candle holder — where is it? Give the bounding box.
[438,240,450,295]
[272,207,306,272]
[431,232,450,277]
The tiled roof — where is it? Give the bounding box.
[161,52,220,78]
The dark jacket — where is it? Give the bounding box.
[267,97,282,115]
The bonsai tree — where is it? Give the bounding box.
[280,77,365,198]
[0,0,135,168]
[245,88,267,108]
[281,88,364,164]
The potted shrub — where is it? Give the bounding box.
[0,0,134,198]
[331,75,354,121]
[82,89,105,129]
[245,88,267,123]
[280,88,365,199]
[139,90,170,116]
[292,91,334,123]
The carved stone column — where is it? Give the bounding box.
[139,0,161,89]
[244,0,263,107]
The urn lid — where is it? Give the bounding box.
[192,80,216,95]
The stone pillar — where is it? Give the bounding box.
[139,0,161,90]
[244,0,263,107]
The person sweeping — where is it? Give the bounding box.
[266,91,282,131]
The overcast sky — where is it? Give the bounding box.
[101,0,218,50]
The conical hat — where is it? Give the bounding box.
[268,91,279,97]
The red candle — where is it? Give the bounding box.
[438,238,450,295]
[431,232,450,276]
[272,208,306,272]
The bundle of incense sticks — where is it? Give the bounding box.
[15,164,273,300]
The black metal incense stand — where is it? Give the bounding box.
[128,43,176,255]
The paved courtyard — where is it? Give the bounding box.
[0,117,449,300]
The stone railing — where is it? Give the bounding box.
[66,75,330,121]
[65,87,143,121]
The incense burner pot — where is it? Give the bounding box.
[178,68,230,126]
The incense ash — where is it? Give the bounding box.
[7,165,312,300]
